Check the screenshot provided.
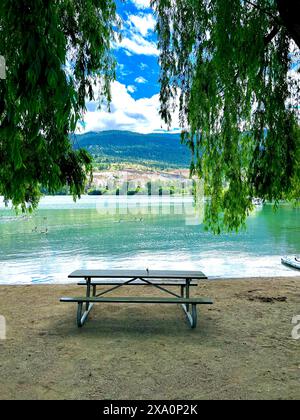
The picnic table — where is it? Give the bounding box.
[60,269,213,329]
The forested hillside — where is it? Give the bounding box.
[73,131,190,168]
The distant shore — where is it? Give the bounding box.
[0,277,299,400]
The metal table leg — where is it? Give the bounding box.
[75,277,95,327]
[191,304,197,328]
[180,278,198,328]
[186,279,190,312]
[181,303,197,328]
[77,302,94,328]
[86,277,91,311]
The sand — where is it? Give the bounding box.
[0,277,299,400]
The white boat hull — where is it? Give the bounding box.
[281,256,300,270]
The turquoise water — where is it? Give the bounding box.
[0,196,299,284]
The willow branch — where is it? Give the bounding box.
[264,26,280,46]
[243,0,280,23]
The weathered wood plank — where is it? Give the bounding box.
[69,270,207,280]
[60,296,213,305]
[77,279,199,286]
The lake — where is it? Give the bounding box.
[0,196,299,284]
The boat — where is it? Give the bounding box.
[281,256,300,270]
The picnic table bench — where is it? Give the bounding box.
[60,270,213,329]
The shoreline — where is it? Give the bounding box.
[0,275,299,287]
[0,277,299,400]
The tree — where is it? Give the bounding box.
[152,0,300,233]
[0,0,118,211]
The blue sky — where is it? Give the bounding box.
[81,0,180,134]
[81,0,300,134]
[115,0,160,100]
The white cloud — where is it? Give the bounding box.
[135,76,148,84]
[128,13,156,37]
[140,63,148,70]
[78,81,179,134]
[131,0,151,10]
[117,33,159,56]
[117,63,132,77]
[127,85,137,93]
[114,8,158,57]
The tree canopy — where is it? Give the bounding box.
[0,0,118,210]
[152,0,300,232]
[0,1,299,232]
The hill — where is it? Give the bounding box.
[73,131,191,168]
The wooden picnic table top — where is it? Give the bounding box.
[68,269,207,280]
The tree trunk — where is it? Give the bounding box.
[277,0,300,49]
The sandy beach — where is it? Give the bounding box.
[0,277,299,400]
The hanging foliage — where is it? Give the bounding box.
[152,0,300,232]
[0,0,119,210]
